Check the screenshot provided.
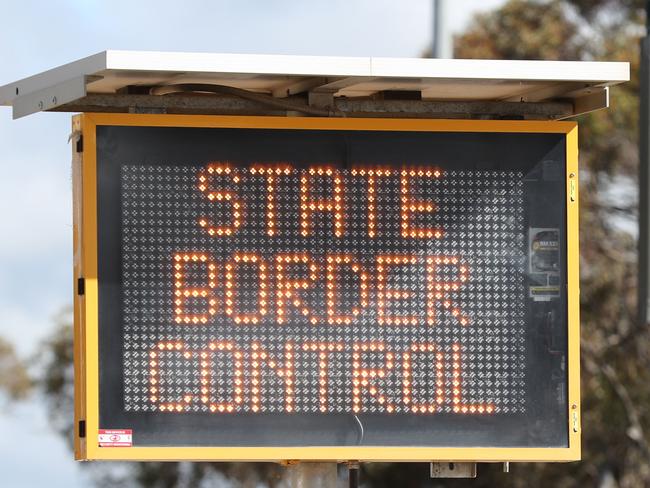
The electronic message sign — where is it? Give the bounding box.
[73,114,580,461]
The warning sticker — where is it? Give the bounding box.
[528,228,560,301]
[98,429,132,447]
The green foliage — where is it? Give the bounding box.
[35,308,74,443]
[454,0,585,61]
[566,0,645,23]
[0,336,31,401]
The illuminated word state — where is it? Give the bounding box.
[149,341,494,414]
[197,163,444,238]
[173,252,470,326]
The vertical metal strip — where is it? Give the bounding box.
[566,125,581,458]
[72,115,85,459]
[638,29,650,325]
[81,114,100,459]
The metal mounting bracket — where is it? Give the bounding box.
[430,462,477,478]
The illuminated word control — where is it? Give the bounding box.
[150,340,494,414]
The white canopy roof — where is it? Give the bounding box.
[0,50,630,119]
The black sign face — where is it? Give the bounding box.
[95,123,569,448]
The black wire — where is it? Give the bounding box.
[149,83,339,117]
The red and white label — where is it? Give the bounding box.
[98,429,132,447]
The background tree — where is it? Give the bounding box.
[367,2,648,487]
[0,336,31,402]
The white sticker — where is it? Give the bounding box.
[98,429,132,447]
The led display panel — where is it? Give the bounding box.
[74,114,580,461]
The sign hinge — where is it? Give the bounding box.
[76,134,83,153]
[78,420,86,438]
[77,277,85,295]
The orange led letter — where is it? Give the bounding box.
[301,342,344,412]
[173,253,217,324]
[425,256,470,326]
[325,254,369,325]
[351,167,392,237]
[451,343,494,414]
[300,166,344,237]
[376,254,419,325]
[150,341,194,413]
[250,164,292,236]
[276,253,319,324]
[225,253,268,324]
[197,163,244,236]
[250,342,295,412]
[203,341,244,413]
[352,342,396,413]
[400,167,443,239]
[402,343,444,413]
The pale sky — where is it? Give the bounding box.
[0,1,505,486]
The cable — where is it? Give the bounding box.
[353,414,364,444]
[149,83,340,117]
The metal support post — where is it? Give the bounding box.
[639,2,650,326]
[348,461,359,488]
[432,0,452,58]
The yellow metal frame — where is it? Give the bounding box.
[73,113,580,462]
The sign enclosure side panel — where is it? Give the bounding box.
[75,115,103,460]
[72,115,86,460]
